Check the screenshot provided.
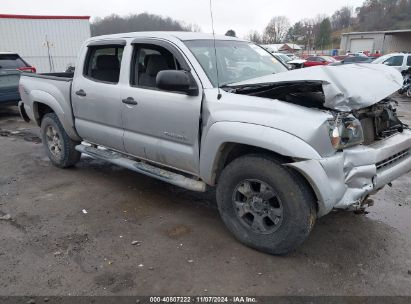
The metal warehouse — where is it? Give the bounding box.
[340,29,411,54]
[0,14,90,73]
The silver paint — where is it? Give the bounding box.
[19,32,411,218]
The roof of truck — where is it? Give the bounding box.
[88,31,246,42]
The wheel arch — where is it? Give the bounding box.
[31,91,81,141]
[200,122,321,186]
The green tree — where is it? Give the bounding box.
[315,18,332,50]
[225,30,237,37]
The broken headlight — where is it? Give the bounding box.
[328,115,364,150]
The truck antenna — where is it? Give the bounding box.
[209,0,222,100]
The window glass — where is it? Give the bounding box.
[131,45,181,88]
[345,57,368,63]
[383,55,404,67]
[321,56,337,62]
[185,40,287,87]
[407,56,411,66]
[84,46,124,83]
[0,54,27,69]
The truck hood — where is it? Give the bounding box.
[228,64,403,111]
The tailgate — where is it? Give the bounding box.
[0,70,21,102]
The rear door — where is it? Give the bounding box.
[406,55,411,71]
[120,39,203,174]
[71,41,126,151]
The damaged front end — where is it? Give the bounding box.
[225,65,411,216]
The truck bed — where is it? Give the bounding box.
[19,72,80,140]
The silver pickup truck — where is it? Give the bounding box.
[19,32,411,255]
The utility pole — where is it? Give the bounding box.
[44,35,55,73]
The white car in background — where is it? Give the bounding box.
[373,53,411,73]
[272,53,306,69]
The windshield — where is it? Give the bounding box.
[184,40,288,87]
[276,54,292,63]
[372,54,392,64]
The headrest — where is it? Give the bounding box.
[146,55,169,76]
[96,55,120,70]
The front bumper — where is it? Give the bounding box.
[288,130,411,217]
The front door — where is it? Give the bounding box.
[72,43,125,151]
[120,40,203,174]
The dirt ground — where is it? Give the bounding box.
[1,97,411,297]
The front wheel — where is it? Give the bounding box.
[40,113,81,168]
[216,155,317,255]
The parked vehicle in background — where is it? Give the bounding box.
[272,53,292,65]
[271,53,305,69]
[0,52,36,106]
[0,53,36,73]
[372,53,411,73]
[329,56,374,66]
[18,32,411,255]
[283,53,299,60]
[303,56,337,67]
[399,68,411,97]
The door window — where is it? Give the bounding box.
[407,55,411,67]
[383,55,404,67]
[131,45,181,89]
[84,46,124,83]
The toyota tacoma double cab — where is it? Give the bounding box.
[18,32,411,254]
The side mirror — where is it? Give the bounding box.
[156,70,199,96]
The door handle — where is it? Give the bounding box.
[75,89,87,97]
[122,97,138,105]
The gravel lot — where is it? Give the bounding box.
[1,97,411,296]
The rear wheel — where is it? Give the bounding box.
[216,155,317,255]
[40,113,81,168]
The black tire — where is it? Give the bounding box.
[40,113,81,168]
[216,155,316,255]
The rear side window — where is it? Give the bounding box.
[0,54,27,69]
[384,55,403,67]
[407,56,411,66]
[84,46,124,83]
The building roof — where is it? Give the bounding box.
[282,43,302,50]
[342,29,411,35]
[0,14,90,20]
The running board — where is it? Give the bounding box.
[75,144,207,192]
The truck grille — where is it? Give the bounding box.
[376,149,410,171]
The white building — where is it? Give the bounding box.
[0,14,91,73]
[340,29,411,54]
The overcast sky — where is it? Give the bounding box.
[2,0,365,37]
